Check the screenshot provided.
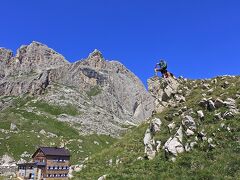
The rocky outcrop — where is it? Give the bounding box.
[164,126,184,160]
[143,118,162,160]
[147,76,188,113]
[0,154,16,176]
[224,98,239,115]
[197,110,204,120]
[144,128,156,160]
[10,123,17,131]
[182,115,196,131]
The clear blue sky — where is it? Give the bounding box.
[1,0,240,85]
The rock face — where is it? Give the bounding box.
[0,42,154,136]
[7,41,69,76]
[148,76,180,112]
[0,48,13,79]
[49,52,154,124]
[0,42,67,96]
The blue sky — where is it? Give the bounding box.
[1,0,240,86]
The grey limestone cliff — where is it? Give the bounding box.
[0,42,154,136]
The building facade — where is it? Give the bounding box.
[17,147,70,180]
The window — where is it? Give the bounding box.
[48,166,51,170]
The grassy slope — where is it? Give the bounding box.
[75,76,240,179]
[0,96,115,164]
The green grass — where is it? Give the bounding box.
[86,86,102,97]
[0,96,116,164]
[1,76,239,179]
[75,115,240,180]
[28,100,80,116]
[74,76,240,179]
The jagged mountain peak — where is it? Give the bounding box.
[88,49,104,59]
[2,41,69,77]
[15,41,68,62]
[79,49,107,70]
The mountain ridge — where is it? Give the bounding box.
[0,41,154,136]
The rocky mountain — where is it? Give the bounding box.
[0,42,154,177]
[0,41,154,136]
[0,41,239,179]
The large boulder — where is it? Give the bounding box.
[224,98,239,114]
[182,115,196,131]
[207,100,216,111]
[98,175,107,180]
[197,110,204,120]
[10,123,17,131]
[150,118,162,133]
[164,126,184,158]
[214,98,224,108]
[143,128,156,160]
[167,122,176,133]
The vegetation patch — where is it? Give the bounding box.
[0,96,116,164]
[28,100,80,116]
[86,86,102,97]
[74,76,240,179]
